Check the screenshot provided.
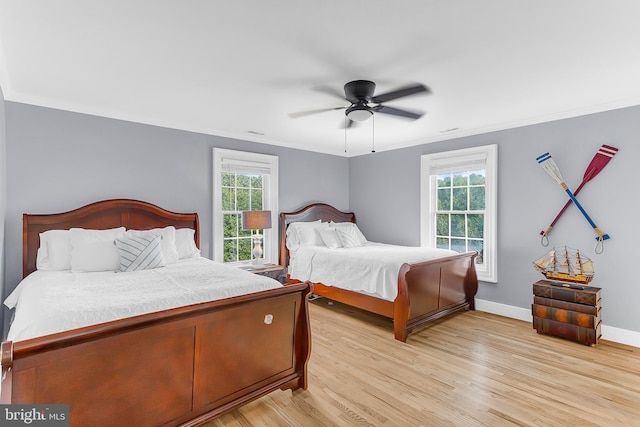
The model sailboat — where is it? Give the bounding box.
[533,247,594,284]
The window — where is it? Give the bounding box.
[213,149,278,264]
[420,144,497,282]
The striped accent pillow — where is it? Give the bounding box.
[336,227,363,248]
[114,235,165,272]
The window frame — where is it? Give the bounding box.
[420,144,498,282]
[213,148,278,265]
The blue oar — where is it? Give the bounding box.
[536,152,610,247]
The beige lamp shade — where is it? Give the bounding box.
[242,210,272,230]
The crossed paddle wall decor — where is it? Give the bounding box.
[536,145,618,253]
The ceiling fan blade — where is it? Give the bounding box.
[373,105,424,120]
[288,106,345,119]
[371,84,429,103]
[312,85,348,101]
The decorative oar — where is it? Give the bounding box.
[540,145,618,245]
[536,152,610,252]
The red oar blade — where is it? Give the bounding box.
[582,145,618,182]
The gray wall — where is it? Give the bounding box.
[3,102,349,336]
[0,85,6,336]
[350,105,640,333]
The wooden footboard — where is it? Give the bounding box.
[394,251,478,342]
[1,282,312,426]
[290,251,477,343]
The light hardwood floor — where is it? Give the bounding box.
[207,298,640,426]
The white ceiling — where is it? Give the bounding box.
[1,1,640,157]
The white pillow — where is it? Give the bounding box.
[37,229,72,271]
[336,227,363,248]
[127,226,179,264]
[175,228,201,259]
[286,220,321,251]
[69,227,126,272]
[330,221,367,244]
[318,228,343,249]
[296,222,329,247]
[115,234,165,272]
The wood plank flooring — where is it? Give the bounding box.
[206,298,640,426]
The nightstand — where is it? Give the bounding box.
[532,280,602,346]
[239,263,287,284]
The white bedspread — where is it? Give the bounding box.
[4,257,282,342]
[289,243,457,301]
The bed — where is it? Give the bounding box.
[1,199,312,427]
[279,203,478,342]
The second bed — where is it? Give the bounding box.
[280,203,478,342]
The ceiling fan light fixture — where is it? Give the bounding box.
[346,105,373,122]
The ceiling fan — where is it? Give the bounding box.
[289,80,430,127]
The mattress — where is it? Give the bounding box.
[4,257,282,342]
[289,242,456,301]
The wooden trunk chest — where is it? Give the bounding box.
[532,280,602,346]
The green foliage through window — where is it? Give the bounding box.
[222,172,264,263]
[435,170,485,264]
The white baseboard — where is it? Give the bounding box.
[475,299,640,348]
[476,299,532,322]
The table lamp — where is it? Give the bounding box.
[241,210,272,266]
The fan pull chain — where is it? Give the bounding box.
[344,116,347,153]
[371,114,376,153]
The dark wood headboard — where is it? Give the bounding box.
[23,199,200,278]
[279,203,355,267]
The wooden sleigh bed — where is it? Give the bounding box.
[279,203,478,342]
[1,199,312,427]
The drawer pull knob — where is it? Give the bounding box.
[264,314,273,325]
